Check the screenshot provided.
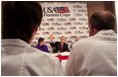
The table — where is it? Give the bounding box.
[49,52,70,73]
[49,52,70,62]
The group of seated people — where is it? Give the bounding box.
[35,35,70,53]
[1,1,117,76]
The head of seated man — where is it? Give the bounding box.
[60,36,66,45]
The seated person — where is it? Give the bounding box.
[70,36,80,49]
[1,1,63,76]
[50,35,69,53]
[66,11,117,76]
[36,37,49,53]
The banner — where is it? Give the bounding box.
[31,2,89,51]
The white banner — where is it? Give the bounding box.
[32,2,89,51]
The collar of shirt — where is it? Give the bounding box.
[95,29,116,36]
[1,39,30,47]
[94,29,117,41]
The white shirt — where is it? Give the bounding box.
[1,39,63,76]
[66,30,117,76]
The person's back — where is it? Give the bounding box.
[1,1,63,76]
[2,39,63,76]
[88,31,117,75]
[66,30,116,75]
[66,11,117,76]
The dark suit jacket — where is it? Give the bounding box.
[50,41,70,53]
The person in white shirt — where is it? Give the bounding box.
[66,11,117,76]
[1,1,63,76]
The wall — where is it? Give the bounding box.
[87,1,116,32]
[31,1,116,52]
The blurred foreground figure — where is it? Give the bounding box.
[66,11,117,76]
[1,1,63,76]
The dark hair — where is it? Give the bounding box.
[89,11,116,31]
[2,1,43,43]
[38,37,44,44]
